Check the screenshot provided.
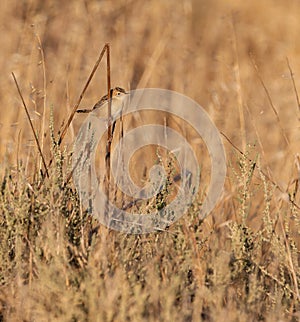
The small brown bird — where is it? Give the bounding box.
[77,87,128,119]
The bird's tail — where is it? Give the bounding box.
[76,109,92,113]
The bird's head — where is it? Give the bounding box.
[111,87,128,100]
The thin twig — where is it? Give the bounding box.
[11,72,49,178]
[286,57,300,116]
[280,216,300,300]
[106,42,112,176]
[64,44,112,189]
[58,44,108,147]
[221,131,300,210]
[35,33,47,172]
[250,54,290,147]
[105,43,112,208]
[39,44,109,188]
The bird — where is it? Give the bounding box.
[77,87,128,119]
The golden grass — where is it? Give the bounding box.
[0,0,300,321]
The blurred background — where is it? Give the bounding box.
[2,2,300,320]
[0,0,299,188]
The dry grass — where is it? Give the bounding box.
[0,0,300,321]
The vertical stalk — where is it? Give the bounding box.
[105,43,112,215]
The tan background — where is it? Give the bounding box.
[0,0,299,187]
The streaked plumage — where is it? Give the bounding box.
[77,87,128,118]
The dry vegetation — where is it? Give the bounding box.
[1,0,300,321]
